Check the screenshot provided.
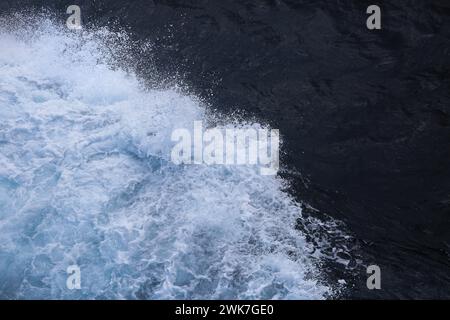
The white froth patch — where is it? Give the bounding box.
[0,18,337,299]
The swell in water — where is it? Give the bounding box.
[0,14,353,299]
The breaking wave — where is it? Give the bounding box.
[0,15,351,299]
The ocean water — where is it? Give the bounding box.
[0,16,349,299]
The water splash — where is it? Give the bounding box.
[0,15,348,299]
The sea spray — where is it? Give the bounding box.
[0,15,354,299]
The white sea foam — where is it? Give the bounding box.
[0,17,346,299]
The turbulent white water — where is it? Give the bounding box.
[0,18,342,299]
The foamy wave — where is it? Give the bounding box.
[0,16,349,299]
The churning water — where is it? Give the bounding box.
[0,16,350,299]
